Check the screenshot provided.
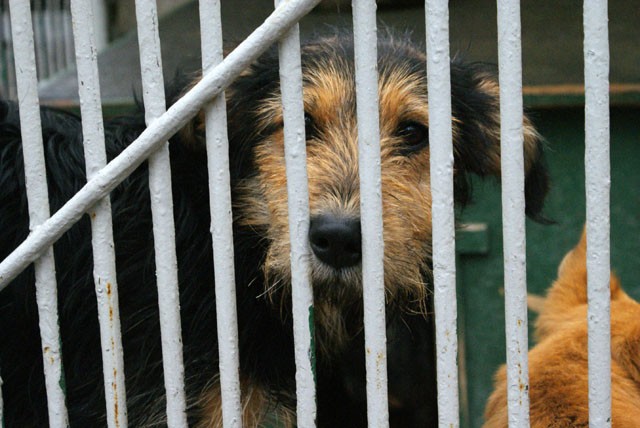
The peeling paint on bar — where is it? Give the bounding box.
[199,0,243,426]
[352,1,390,426]
[496,0,530,426]
[0,0,322,291]
[7,1,69,426]
[425,1,460,426]
[134,1,188,426]
[584,1,612,426]
[275,0,317,425]
[69,0,128,426]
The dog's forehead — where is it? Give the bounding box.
[298,42,430,124]
[250,36,433,132]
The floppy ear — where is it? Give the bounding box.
[449,60,550,222]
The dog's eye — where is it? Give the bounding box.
[396,121,429,154]
[304,112,316,140]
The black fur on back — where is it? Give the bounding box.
[0,98,299,426]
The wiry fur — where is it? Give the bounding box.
[484,229,640,428]
[0,31,548,427]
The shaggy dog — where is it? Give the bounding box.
[484,230,640,428]
[0,32,548,427]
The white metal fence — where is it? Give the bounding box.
[0,0,611,427]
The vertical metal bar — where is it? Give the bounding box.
[584,1,611,426]
[496,0,530,426]
[198,1,243,426]
[425,1,460,426]
[351,1,389,427]
[7,1,70,426]
[69,0,129,426]
[273,1,317,427]
[133,1,188,426]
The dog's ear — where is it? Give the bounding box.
[450,61,550,222]
[173,45,281,152]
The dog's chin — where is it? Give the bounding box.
[264,258,429,357]
[310,260,363,304]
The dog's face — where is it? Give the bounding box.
[215,33,548,352]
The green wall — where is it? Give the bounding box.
[457,107,640,427]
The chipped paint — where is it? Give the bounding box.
[107,282,114,321]
[43,346,54,365]
[112,368,120,428]
[308,306,316,385]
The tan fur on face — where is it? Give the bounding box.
[235,57,435,353]
[484,229,640,428]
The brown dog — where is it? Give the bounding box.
[484,230,640,427]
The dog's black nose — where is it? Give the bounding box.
[309,215,362,269]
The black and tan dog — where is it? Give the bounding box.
[484,229,640,427]
[0,31,548,427]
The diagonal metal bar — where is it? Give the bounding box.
[0,0,322,291]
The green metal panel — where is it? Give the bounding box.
[457,107,640,427]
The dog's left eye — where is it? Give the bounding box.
[395,121,429,154]
[304,113,317,140]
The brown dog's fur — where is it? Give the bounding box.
[484,230,640,427]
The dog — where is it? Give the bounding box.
[0,31,549,427]
[484,229,640,427]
